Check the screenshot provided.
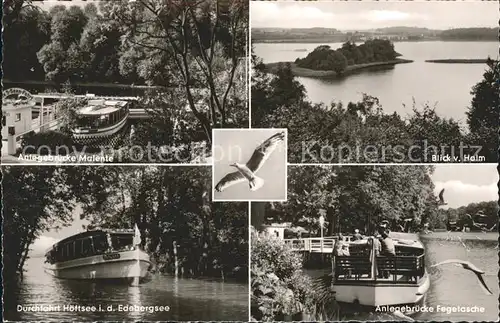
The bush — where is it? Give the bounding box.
[251,233,315,321]
[20,130,80,155]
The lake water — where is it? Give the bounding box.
[254,41,498,123]
[4,257,249,321]
[304,232,498,321]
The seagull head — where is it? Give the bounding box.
[229,162,241,168]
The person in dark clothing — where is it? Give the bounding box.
[353,229,363,241]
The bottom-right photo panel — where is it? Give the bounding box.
[250,165,498,322]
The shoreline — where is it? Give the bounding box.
[425,59,490,64]
[252,39,498,44]
[264,59,413,78]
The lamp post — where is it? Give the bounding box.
[319,214,325,253]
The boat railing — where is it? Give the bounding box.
[334,254,425,283]
[335,255,372,280]
[376,254,425,282]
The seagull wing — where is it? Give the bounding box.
[431,259,485,274]
[438,189,445,203]
[392,310,414,322]
[245,131,285,173]
[474,272,493,295]
[215,171,246,192]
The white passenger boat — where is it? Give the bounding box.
[332,232,430,308]
[44,227,151,285]
[72,99,129,142]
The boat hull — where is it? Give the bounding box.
[44,249,150,282]
[72,113,128,142]
[332,272,430,307]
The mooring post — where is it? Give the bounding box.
[7,127,16,155]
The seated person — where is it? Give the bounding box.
[353,229,363,241]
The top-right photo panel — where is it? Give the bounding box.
[250,1,498,164]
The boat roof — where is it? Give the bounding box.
[46,229,134,252]
[77,100,127,115]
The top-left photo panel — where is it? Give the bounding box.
[2,0,249,165]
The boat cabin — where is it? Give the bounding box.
[45,229,136,264]
[333,235,426,284]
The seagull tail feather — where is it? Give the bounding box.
[249,176,265,191]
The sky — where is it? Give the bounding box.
[30,205,89,257]
[213,129,287,201]
[251,1,498,30]
[430,164,497,209]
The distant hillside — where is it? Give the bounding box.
[439,28,497,40]
[252,27,497,43]
[252,28,345,43]
[374,26,439,35]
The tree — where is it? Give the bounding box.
[331,51,348,75]
[466,59,499,162]
[2,1,50,81]
[102,0,249,141]
[37,6,88,82]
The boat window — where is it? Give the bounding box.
[74,239,83,259]
[82,237,93,257]
[76,116,99,128]
[93,234,109,255]
[111,234,134,251]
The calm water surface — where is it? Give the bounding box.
[254,41,498,123]
[5,257,248,321]
[305,232,498,321]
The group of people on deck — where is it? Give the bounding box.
[333,221,397,279]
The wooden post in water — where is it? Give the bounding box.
[173,240,179,277]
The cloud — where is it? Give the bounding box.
[364,10,428,22]
[251,2,335,28]
[433,180,497,208]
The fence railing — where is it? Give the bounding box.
[283,238,337,253]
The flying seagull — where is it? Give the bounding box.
[215,132,285,192]
[431,259,493,295]
[438,189,447,205]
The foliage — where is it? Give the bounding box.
[5,0,249,143]
[465,58,499,162]
[20,130,80,155]
[439,28,498,41]
[2,0,50,81]
[75,166,248,279]
[439,200,498,231]
[295,40,399,74]
[2,166,107,288]
[2,167,248,286]
[269,165,437,235]
[251,233,315,321]
[55,97,89,134]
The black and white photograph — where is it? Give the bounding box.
[251,164,498,321]
[213,128,287,201]
[3,166,249,321]
[251,1,498,163]
[2,0,249,164]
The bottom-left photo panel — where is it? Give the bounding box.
[2,166,249,322]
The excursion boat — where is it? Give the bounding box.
[44,227,151,285]
[332,232,430,308]
[72,99,130,143]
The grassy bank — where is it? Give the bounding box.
[264,58,413,78]
[425,59,489,64]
